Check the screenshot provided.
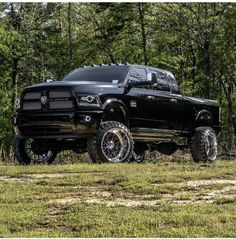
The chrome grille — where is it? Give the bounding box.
[49,91,71,98]
[22,90,74,110]
[24,92,41,100]
[49,100,73,109]
[23,102,41,110]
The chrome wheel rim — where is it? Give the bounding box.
[205,131,217,160]
[101,128,131,163]
[25,138,53,163]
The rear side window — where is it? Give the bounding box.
[167,73,179,93]
[129,68,147,83]
[151,70,170,91]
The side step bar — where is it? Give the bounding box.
[130,128,189,142]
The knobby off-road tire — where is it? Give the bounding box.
[190,127,218,163]
[88,121,134,163]
[87,135,102,163]
[14,136,57,165]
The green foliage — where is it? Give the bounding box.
[0,3,235,152]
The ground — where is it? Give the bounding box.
[0,157,236,237]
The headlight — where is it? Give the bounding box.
[77,95,101,107]
[15,97,21,110]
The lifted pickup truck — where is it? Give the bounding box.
[13,64,221,164]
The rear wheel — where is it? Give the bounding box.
[130,142,147,163]
[88,121,134,163]
[190,127,218,163]
[14,136,57,165]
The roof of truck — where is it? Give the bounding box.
[80,63,174,76]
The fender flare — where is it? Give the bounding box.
[102,98,128,124]
[195,109,213,125]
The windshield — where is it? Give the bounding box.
[62,66,130,83]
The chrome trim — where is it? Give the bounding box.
[131,128,189,142]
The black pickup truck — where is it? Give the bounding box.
[13,64,221,164]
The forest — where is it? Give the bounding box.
[0,2,235,160]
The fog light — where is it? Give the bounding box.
[15,97,21,110]
[84,115,92,122]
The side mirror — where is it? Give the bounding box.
[147,72,157,84]
[46,79,53,83]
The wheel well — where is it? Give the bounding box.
[195,110,214,128]
[102,104,128,126]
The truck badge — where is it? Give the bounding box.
[41,96,48,105]
[130,100,137,108]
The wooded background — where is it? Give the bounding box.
[0,2,235,159]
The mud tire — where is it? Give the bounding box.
[14,136,57,165]
[88,121,134,163]
[190,127,218,163]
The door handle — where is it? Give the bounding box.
[170,98,177,103]
[146,96,155,100]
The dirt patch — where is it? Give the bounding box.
[51,194,158,207]
[0,172,104,182]
[1,173,236,207]
[185,179,236,187]
[162,179,236,205]
[0,173,84,182]
[0,176,29,182]
[25,173,79,179]
[50,179,236,207]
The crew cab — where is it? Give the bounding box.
[13,64,221,164]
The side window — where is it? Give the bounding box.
[129,68,147,83]
[167,73,179,93]
[152,70,170,91]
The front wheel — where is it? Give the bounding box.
[14,136,57,165]
[88,121,134,163]
[190,127,218,163]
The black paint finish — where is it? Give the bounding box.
[14,64,221,140]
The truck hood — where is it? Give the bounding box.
[23,81,124,95]
[184,96,219,107]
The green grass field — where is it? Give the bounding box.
[0,158,236,237]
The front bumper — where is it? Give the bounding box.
[14,110,103,139]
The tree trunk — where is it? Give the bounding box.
[190,44,196,93]
[227,79,234,151]
[24,30,30,86]
[10,3,19,99]
[68,3,73,70]
[138,3,148,65]
[12,57,18,103]
[203,41,210,99]
[233,116,236,144]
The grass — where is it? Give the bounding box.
[0,159,236,237]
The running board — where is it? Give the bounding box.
[130,128,188,142]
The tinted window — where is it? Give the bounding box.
[151,70,170,91]
[167,73,179,93]
[62,66,130,83]
[129,68,147,83]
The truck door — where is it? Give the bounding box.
[150,69,184,131]
[126,67,157,128]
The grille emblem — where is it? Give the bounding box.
[41,96,48,105]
